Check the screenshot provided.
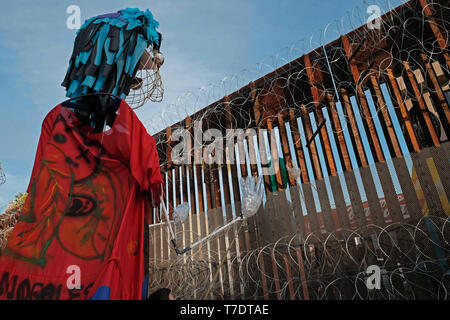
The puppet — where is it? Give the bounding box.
[0,8,164,300]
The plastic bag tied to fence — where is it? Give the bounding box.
[240,176,264,218]
[173,202,189,225]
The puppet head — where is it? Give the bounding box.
[61,8,164,109]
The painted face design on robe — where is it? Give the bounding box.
[53,109,105,183]
[7,109,125,266]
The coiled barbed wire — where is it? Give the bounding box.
[148,214,450,300]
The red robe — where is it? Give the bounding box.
[0,100,162,300]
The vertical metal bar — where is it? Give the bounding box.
[341,35,385,163]
[325,94,352,171]
[300,104,323,180]
[184,116,197,215]
[384,69,421,153]
[304,54,337,176]
[165,127,174,219]
[370,75,403,158]
[419,53,450,137]
[204,162,214,211]
[288,109,309,183]
[267,118,284,189]
[340,88,368,167]
[403,60,441,147]
[174,166,181,208]
[225,96,243,204]
[194,142,205,214]
[224,95,246,298]
[277,112,297,186]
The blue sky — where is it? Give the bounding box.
[0,0,406,211]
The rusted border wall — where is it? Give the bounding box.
[148,0,450,299]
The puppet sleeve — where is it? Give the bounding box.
[120,103,164,205]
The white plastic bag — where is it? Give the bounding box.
[173,202,189,225]
[240,175,264,218]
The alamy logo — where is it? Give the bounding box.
[170,121,280,177]
[366,5,382,30]
[66,265,81,290]
[66,5,81,30]
[365,265,381,290]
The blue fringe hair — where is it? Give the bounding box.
[61,8,161,100]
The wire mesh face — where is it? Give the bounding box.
[126,47,165,110]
